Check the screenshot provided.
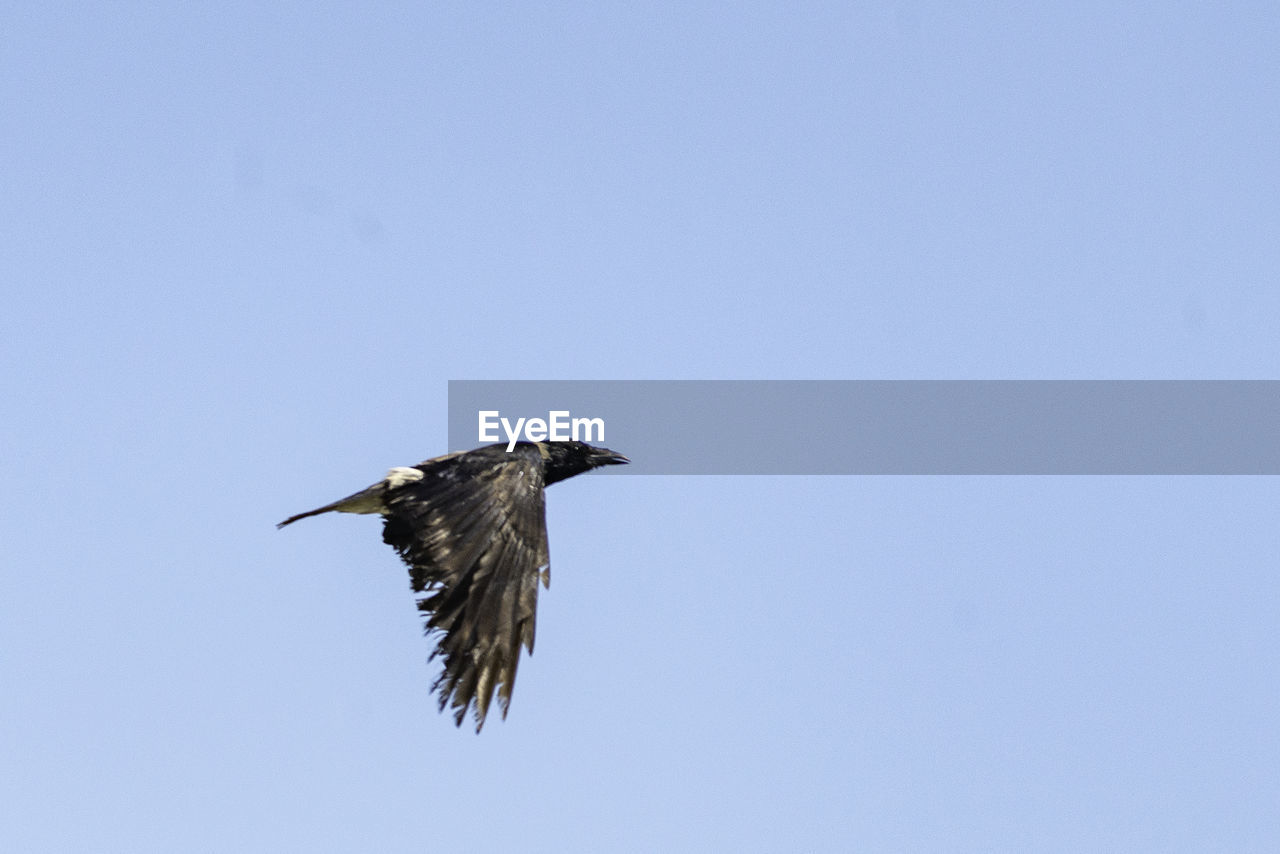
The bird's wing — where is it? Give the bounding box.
[380,451,550,731]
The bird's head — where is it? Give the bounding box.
[539,441,630,484]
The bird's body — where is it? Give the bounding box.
[278,441,628,730]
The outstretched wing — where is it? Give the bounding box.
[380,449,550,731]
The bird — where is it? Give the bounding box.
[277,440,629,731]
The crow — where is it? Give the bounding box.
[278,440,629,731]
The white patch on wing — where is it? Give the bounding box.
[385,466,425,488]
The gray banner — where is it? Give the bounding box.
[447,381,1280,474]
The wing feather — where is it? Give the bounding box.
[381,449,549,731]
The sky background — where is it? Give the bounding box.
[3,2,1279,851]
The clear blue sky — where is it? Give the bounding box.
[4,3,1278,851]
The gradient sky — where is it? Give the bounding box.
[4,3,1279,852]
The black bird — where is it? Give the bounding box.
[278,441,629,731]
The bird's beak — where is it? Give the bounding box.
[593,448,630,466]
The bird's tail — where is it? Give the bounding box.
[276,482,388,528]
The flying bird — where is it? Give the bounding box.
[278,440,629,730]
